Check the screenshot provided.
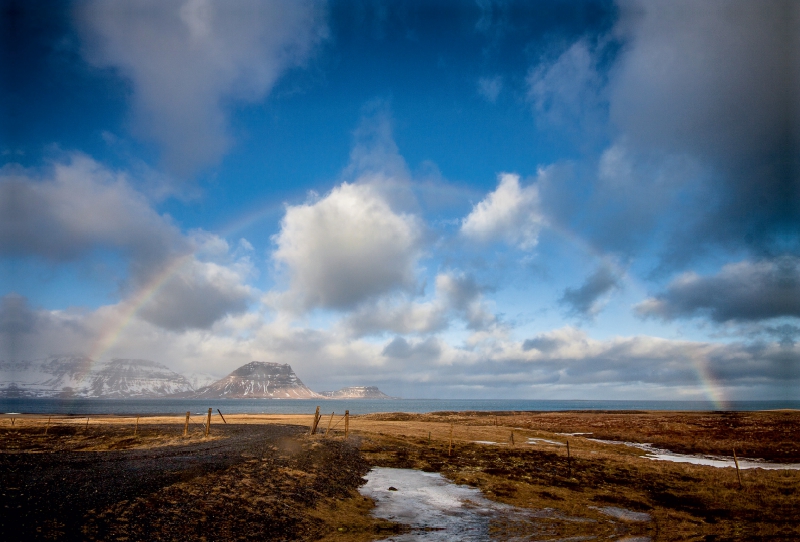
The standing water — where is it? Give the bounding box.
[359,467,588,540]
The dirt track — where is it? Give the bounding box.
[1,423,375,541]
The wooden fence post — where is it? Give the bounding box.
[344,410,349,439]
[310,406,321,435]
[448,423,454,456]
[217,409,227,424]
[205,408,212,437]
[86,417,90,429]
[184,412,190,436]
[134,415,139,437]
[45,416,51,435]
[324,412,335,437]
[510,431,514,447]
[733,448,742,488]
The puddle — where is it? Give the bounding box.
[588,439,800,470]
[527,437,566,446]
[360,468,571,540]
[590,506,652,522]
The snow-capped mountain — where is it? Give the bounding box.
[0,357,194,398]
[82,359,195,398]
[186,371,220,391]
[193,361,322,399]
[318,386,394,399]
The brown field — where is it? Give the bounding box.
[2,409,798,541]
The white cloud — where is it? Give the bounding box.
[1,155,256,331]
[4,293,795,399]
[273,182,422,311]
[137,256,254,332]
[78,0,328,174]
[340,271,496,337]
[526,40,604,135]
[461,172,542,249]
[636,257,800,323]
[0,154,184,273]
[477,75,502,102]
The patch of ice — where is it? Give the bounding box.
[472,441,497,445]
[588,439,800,470]
[590,506,652,522]
[557,432,593,436]
[360,468,542,540]
[527,437,566,446]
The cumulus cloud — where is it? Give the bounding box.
[477,75,502,102]
[1,155,255,331]
[0,295,97,361]
[137,255,253,332]
[341,271,496,337]
[4,292,795,399]
[514,326,797,393]
[0,155,183,269]
[273,182,422,311]
[381,336,442,361]
[636,257,800,323]
[435,273,495,331]
[559,264,620,318]
[461,172,542,249]
[77,0,328,174]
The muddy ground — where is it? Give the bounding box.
[1,423,380,541]
[1,410,798,541]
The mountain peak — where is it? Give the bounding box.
[194,361,320,399]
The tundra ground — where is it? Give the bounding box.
[1,410,797,540]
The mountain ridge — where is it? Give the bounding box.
[1,358,399,399]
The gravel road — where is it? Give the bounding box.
[1,424,308,540]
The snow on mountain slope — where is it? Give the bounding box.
[193,361,322,399]
[83,359,194,398]
[318,386,394,399]
[186,372,220,390]
[0,357,193,398]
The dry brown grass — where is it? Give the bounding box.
[6,410,798,540]
[1,414,223,452]
[345,411,800,540]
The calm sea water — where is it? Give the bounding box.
[2,398,797,416]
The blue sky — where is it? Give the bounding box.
[2,0,798,401]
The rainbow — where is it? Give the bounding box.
[80,191,732,409]
[87,252,195,363]
[86,199,286,366]
[692,356,729,410]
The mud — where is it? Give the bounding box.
[0,424,374,541]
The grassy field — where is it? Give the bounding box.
[3,410,798,540]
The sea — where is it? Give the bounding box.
[2,398,798,416]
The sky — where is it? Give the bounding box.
[1,0,798,402]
